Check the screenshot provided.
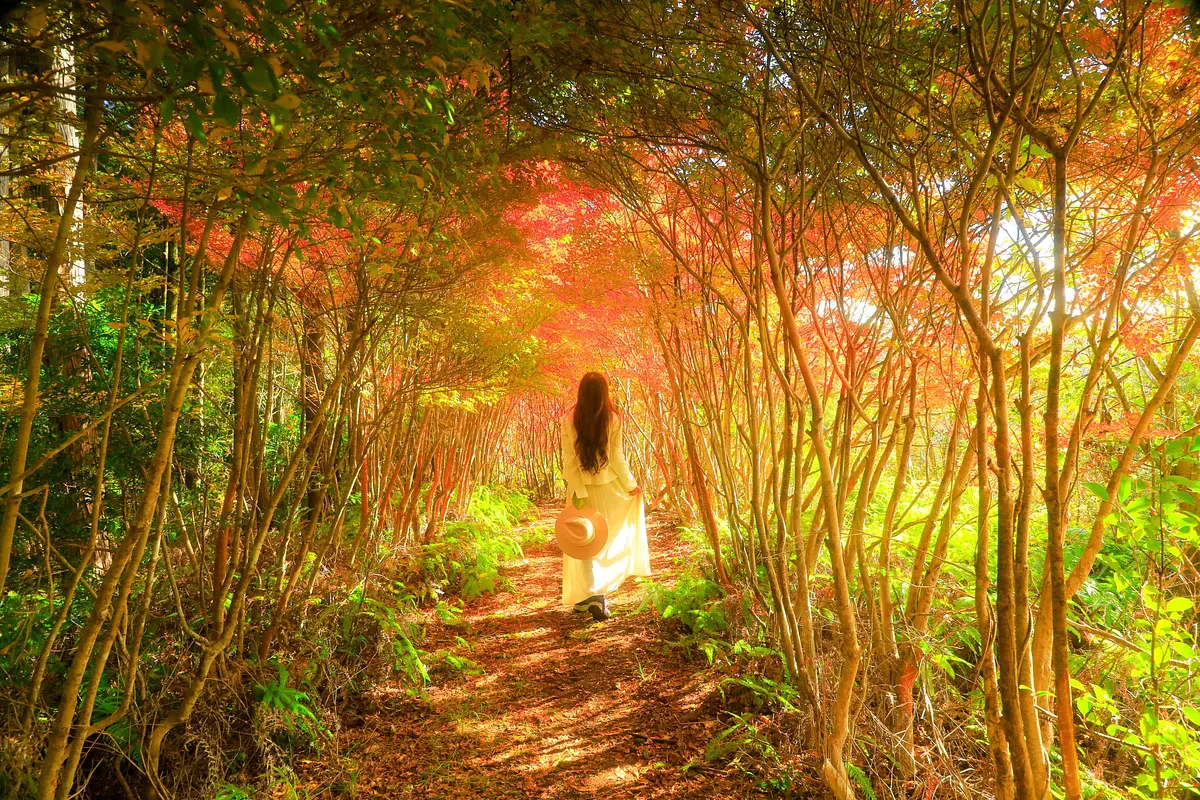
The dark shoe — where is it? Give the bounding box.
[587,596,611,622]
[574,594,603,613]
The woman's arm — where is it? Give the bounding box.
[609,415,639,493]
[561,417,588,502]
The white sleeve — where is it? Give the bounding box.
[608,416,638,492]
[561,417,587,499]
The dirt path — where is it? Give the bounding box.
[316,510,780,799]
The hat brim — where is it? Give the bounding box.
[554,505,610,560]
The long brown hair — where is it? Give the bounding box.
[572,372,616,473]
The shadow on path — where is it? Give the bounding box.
[316,511,788,799]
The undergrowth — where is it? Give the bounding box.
[641,538,880,798]
[414,485,539,601]
[138,485,538,799]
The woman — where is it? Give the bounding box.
[561,372,651,620]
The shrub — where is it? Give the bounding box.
[253,662,328,752]
[415,485,539,602]
[644,570,728,637]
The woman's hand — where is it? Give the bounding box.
[630,486,643,496]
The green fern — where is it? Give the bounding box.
[846,762,878,800]
[215,785,253,800]
[255,662,327,745]
[721,674,800,713]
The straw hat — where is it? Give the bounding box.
[554,505,609,560]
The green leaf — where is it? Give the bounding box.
[245,62,276,95]
[1166,475,1200,492]
[1166,596,1194,615]
[1127,497,1152,515]
[213,91,239,126]
[1016,176,1043,193]
[1084,481,1109,502]
[184,108,207,143]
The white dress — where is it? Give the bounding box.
[560,412,652,606]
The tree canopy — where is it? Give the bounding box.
[2,1,1200,798]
